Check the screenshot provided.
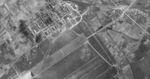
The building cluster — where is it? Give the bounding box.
[29,0,82,41]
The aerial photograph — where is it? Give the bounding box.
[0,0,150,79]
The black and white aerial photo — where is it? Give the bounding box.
[0,0,150,79]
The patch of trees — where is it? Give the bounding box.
[35,33,43,43]
[18,20,34,42]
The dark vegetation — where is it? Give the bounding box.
[18,20,34,42]
[35,33,42,43]
[109,66,118,76]
[43,15,53,26]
